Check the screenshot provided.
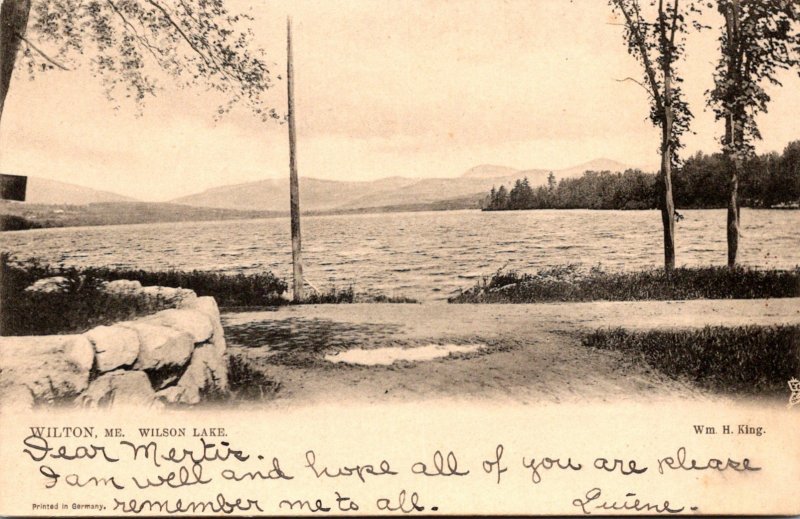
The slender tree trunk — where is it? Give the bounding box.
[722,0,741,269]
[0,0,30,335]
[726,112,743,268]
[286,17,304,302]
[660,65,676,272]
[0,0,30,126]
[726,163,739,267]
[660,125,676,272]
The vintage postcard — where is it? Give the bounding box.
[1,0,799,516]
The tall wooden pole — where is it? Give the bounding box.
[287,17,304,302]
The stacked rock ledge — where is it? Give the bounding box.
[0,283,228,409]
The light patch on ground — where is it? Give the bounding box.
[325,343,485,366]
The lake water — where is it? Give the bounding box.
[2,209,798,301]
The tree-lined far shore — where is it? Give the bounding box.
[483,141,800,212]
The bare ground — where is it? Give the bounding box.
[221,298,800,406]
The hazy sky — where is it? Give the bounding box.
[0,0,798,201]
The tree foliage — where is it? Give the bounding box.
[484,170,657,211]
[709,0,799,160]
[610,0,699,161]
[483,142,800,211]
[707,0,799,267]
[677,142,800,208]
[2,0,279,120]
[609,0,702,271]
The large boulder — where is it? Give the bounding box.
[122,322,194,373]
[156,345,228,405]
[81,370,161,408]
[1,384,35,410]
[102,279,143,294]
[25,276,71,293]
[141,286,196,306]
[84,325,140,373]
[103,280,198,308]
[181,296,226,354]
[0,334,93,402]
[142,308,213,343]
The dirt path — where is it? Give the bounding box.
[222,298,799,406]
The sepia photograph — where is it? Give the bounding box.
[0,0,799,515]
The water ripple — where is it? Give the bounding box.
[3,209,798,301]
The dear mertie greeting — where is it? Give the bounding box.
[17,425,762,515]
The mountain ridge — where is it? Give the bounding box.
[8,158,647,210]
[6,176,138,205]
[170,158,642,211]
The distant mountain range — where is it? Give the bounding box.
[6,158,645,212]
[20,176,138,205]
[460,158,633,180]
[170,158,639,212]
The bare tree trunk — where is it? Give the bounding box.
[0,0,31,126]
[660,64,676,272]
[660,126,676,272]
[722,0,742,269]
[286,17,304,302]
[726,112,742,268]
[0,3,30,341]
[727,164,739,268]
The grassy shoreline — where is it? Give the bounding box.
[449,264,800,303]
[0,254,289,335]
[4,253,798,336]
[0,255,421,335]
[583,325,799,394]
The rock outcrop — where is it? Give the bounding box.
[81,371,160,408]
[0,284,228,409]
[0,335,93,402]
[85,325,140,372]
[24,276,71,293]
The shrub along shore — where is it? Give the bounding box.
[449,264,800,303]
[583,325,799,394]
[0,255,289,335]
[3,255,798,396]
[4,255,798,335]
[0,255,420,335]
